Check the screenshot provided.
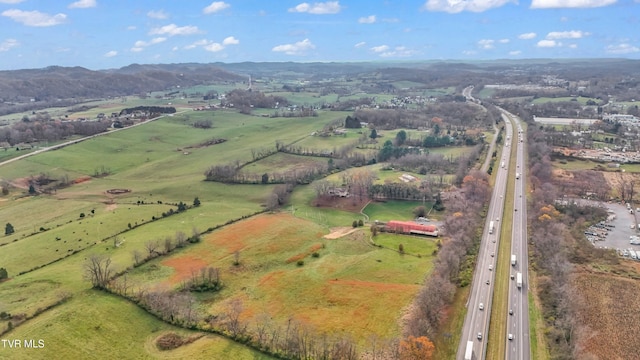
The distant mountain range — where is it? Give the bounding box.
[0,63,245,102]
[0,59,638,104]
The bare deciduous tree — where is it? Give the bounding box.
[83,255,113,289]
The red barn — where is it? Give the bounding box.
[385,220,439,237]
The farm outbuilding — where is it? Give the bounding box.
[385,220,439,237]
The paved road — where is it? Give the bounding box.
[501,109,531,360]
[458,88,513,360]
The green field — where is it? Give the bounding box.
[0,83,489,358]
[531,96,600,105]
[363,199,435,221]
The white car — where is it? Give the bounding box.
[479,303,484,310]
[508,333,513,340]
[477,333,482,340]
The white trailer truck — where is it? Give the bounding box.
[464,340,475,360]
[489,221,495,234]
[516,272,522,288]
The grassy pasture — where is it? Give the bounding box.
[126,212,435,346]
[268,91,337,105]
[372,233,438,257]
[531,96,599,105]
[363,200,433,221]
[0,101,448,358]
[240,153,328,175]
[1,291,274,360]
[428,146,476,159]
[293,130,363,150]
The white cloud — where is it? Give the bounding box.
[546,30,589,39]
[378,46,416,58]
[147,10,169,19]
[131,37,166,51]
[518,32,537,40]
[68,0,96,9]
[272,38,315,55]
[104,50,117,57]
[499,38,510,44]
[509,50,522,55]
[127,25,136,30]
[203,1,230,14]
[423,0,515,13]
[537,39,561,47]
[354,41,366,48]
[185,36,239,51]
[288,1,342,14]
[0,0,25,3]
[149,24,201,36]
[462,50,477,55]
[358,15,376,24]
[0,38,19,51]
[568,43,578,48]
[222,36,239,45]
[185,39,210,50]
[606,43,640,54]
[204,43,224,52]
[560,16,569,21]
[531,0,616,8]
[2,9,67,26]
[478,39,495,49]
[370,45,390,53]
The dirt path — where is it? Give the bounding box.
[323,227,359,239]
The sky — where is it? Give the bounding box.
[0,0,639,70]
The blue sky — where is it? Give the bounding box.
[0,0,638,70]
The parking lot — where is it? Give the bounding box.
[586,201,640,258]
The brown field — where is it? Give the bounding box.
[313,195,369,212]
[127,212,433,346]
[573,269,640,360]
[162,256,210,285]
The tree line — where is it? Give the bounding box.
[0,118,111,146]
[404,170,490,343]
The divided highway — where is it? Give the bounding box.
[457,106,513,359]
[503,110,531,360]
[458,85,530,360]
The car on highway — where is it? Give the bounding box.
[489,264,493,271]
[486,280,490,285]
[509,309,513,315]
[491,252,494,257]
[508,333,513,341]
[479,303,484,310]
[477,333,482,340]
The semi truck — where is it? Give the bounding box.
[464,340,475,360]
[489,221,495,234]
[516,272,522,288]
[511,254,516,266]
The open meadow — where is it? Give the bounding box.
[0,100,448,358]
[125,212,437,346]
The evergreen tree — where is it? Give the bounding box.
[5,223,14,235]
